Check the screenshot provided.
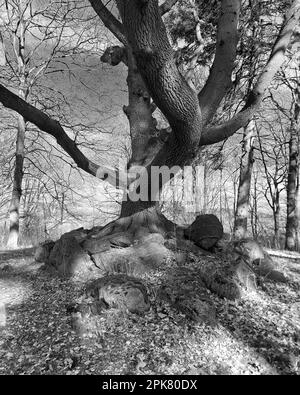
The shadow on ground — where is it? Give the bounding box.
[0,252,299,375]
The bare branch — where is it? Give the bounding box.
[0,83,126,187]
[201,0,300,146]
[88,0,127,45]
[160,0,179,15]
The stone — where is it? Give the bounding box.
[85,274,150,314]
[184,214,223,250]
[48,235,95,278]
[34,240,55,263]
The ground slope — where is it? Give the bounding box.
[0,249,299,375]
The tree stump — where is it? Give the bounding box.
[85,274,150,314]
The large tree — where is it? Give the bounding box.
[0,0,299,237]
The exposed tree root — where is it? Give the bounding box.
[34,208,288,320]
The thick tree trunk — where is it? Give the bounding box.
[95,205,176,241]
[234,120,255,239]
[286,102,300,250]
[124,48,160,169]
[116,0,203,170]
[120,199,157,218]
[285,74,300,251]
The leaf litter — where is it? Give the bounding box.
[0,250,299,375]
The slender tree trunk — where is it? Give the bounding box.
[251,171,258,239]
[234,120,255,239]
[0,32,6,66]
[233,1,262,240]
[193,161,203,215]
[7,3,28,248]
[285,78,300,251]
[296,175,300,248]
[274,208,280,248]
[203,153,208,214]
[7,96,27,248]
[273,186,281,248]
[219,168,223,222]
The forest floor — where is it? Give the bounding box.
[0,247,299,375]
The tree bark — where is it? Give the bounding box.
[7,111,26,248]
[234,120,255,239]
[124,48,161,169]
[250,172,258,239]
[233,0,261,241]
[198,0,240,125]
[7,5,27,248]
[116,0,203,167]
[201,0,300,146]
[203,153,208,213]
[286,79,300,250]
[0,0,299,225]
[160,0,179,15]
[273,188,281,249]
